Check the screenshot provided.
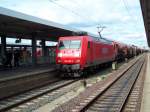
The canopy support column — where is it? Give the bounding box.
[32,35,37,65]
[41,39,47,63]
[0,35,6,64]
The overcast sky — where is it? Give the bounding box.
[0,0,148,48]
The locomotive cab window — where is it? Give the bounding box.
[59,40,81,49]
[88,41,90,48]
[59,40,70,49]
[70,40,81,49]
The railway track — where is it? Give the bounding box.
[0,70,57,100]
[0,68,79,111]
[0,61,114,112]
[0,78,77,111]
[0,60,119,112]
[122,54,147,112]
[70,55,146,112]
[0,55,146,112]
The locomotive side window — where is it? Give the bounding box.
[59,40,81,49]
[88,41,90,48]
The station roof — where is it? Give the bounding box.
[0,7,80,41]
[140,0,150,47]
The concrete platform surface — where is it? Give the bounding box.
[0,64,55,82]
[141,53,150,112]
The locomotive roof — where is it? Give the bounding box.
[90,36,113,44]
[83,32,113,44]
[59,31,113,44]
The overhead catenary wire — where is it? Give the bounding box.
[70,0,103,27]
[48,0,103,31]
[48,0,89,20]
[121,0,139,30]
[49,0,140,38]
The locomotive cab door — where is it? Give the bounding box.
[87,41,93,65]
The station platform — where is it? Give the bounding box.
[141,53,150,112]
[0,64,56,82]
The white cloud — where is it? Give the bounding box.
[0,0,148,47]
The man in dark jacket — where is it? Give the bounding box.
[5,50,13,68]
[14,49,20,67]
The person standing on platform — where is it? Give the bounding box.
[22,47,27,65]
[5,50,13,68]
[27,50,31,64]
[14,49,20,67]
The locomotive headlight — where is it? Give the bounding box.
[58,60,61,63]
[74,53,80,57]
[58,53,62,57]
[75,59,80,63]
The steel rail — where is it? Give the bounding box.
[76,55,144,112]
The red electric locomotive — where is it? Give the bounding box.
[56,35,116,77]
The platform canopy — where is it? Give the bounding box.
[140,0,150,47]
[0,7,80,41]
